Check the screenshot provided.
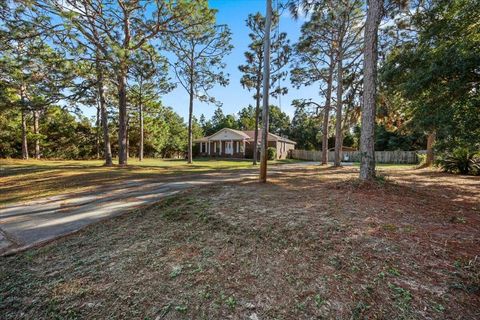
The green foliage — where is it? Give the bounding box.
[237,105,256,130]
[0,108,21,157]
[381,0,480,153]
[375,124,425,151]
[165,19,232,105]
[416,153,427,166]
[289,107,321,150]
[0,106,97,159]
[269,105,291,136]
[437,147,480,175]
[238,11,291,98]
[202,106,240,135]
[267,147,277,160]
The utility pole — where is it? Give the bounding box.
[259,0,272,183]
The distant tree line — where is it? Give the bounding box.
[0,0,477,177]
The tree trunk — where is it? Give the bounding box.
[33,109,40,159]
[321,60,335,165]
[117,65,128,166]
[96,103,100,159]
[126,115,130,159]
[425,131,436,166]
[96,59,113,166]
[187,87,194,164]
[334,49,343,167]
[118,8,130,166]
[139,103,144,161]
[21,106,29,160]
[253,77,261,165]
[359,0,383,181]
[259,0,272,183]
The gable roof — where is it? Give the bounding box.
[194,128,296,144]
[208,128,251,140]
[242,130,297,144]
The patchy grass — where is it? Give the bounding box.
[0,157,299,205]
[1,167,479,319]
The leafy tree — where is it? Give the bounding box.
[199,114,214,136]
[0,25,74,159]
[207,106,239,133]
[40,106,97,159]
[165,19,232,163]
[381,0,480,164]
[237,105,257,130]
[268,105,290,136]
[239,11,291,164]
[0,108,21,157]
[289,107,321,150]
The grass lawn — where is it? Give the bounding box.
[0,157,299,206]
[1,166,479,319]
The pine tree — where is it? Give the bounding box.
[129,47,173,161]
[33,0,210,166]
[359,0,384,180]
[239,12,291,165]
[165,18,232,164]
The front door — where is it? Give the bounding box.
[225,141,233,155]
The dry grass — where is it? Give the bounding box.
[1,166,479,319]
[0,158,297,205]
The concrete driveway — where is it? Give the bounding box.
[0,162,315,255]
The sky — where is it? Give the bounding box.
[161,0,319,122]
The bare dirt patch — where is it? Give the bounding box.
[1,166,479,319]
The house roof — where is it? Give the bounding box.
[194,128,296,145]
[242,130,297,145]
[220,128,251,139]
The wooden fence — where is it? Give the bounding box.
[291,149,425,164]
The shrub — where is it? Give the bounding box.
[416,153,427,166]
[471,156,480,175]
[437,147,480,175]
[267,147,277,160]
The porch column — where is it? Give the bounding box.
[230,140,233,155]
[242,140,245,157]
[219,141,222,155]
[207,141,210,155]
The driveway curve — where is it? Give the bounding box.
[0,162,316,255]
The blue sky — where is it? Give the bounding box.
[161,0,319,122]
[76,0,319,122]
